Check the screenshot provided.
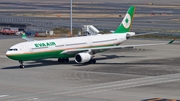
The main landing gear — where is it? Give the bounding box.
[86,59,96,64]
[58,58,69,63]
[19,60,24,69]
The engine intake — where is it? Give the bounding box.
[75,53,92,63]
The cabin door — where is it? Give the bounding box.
[87,38,92,47]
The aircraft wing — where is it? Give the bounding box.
[61,39,175,55]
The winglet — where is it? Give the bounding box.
[22,32,26,38]
[21,32,34,41]
[168,38,176,44]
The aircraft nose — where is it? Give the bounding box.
[6,51,10,57]
[6,51,18,60]
[6,51,12,58]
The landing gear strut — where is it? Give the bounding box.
[19,61,24,69]
[86,59,96,64]
[58,58,69,63]
[92,59,96,64]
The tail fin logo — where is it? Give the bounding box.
[122,13,131,29]
[113,6,135,33]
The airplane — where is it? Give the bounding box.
[6,6,175,68]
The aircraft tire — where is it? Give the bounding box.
[92,59,96,64]
[20,65,24,69]
[58,58,62,62]
[58,58,69,63]
[65,58,69,62]
[61,58,65,62]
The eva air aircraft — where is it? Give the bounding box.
[6,6,175,68]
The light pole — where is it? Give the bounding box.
[70,0,72,36]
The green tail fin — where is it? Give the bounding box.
[168,38,176,44]
[114,6,135,33]
[22,32,26,38]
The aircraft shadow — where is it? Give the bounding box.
[1,55,152,69]
[97,55,145,60]
[1,60,76,69]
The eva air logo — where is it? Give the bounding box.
[122,13,131,29]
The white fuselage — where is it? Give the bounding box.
[6,33,127,60]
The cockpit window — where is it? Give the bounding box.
[8,48,18,51]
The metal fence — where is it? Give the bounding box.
[0,15,179,37]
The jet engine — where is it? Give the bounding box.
[75,53,92,63]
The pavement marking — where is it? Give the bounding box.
[0,55,6,58]
[3,73,180,101]
[0,95,9,98]
[35,78,180,101]
[7,96,37,101]
[54,77,168,95]
[0,76,152,100]
[30,74,180,101]
[70,78,180,96]
[54,73,180,95]
[27,98,39,101]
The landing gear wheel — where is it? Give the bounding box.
[65,58,69,62]
[61,58,65,62]
[86,59,96,64]
[86,60,91,64]
[20,65,24,69]
[92,59,96,64]
[58,58,62,62]
[19,61,24,69]
[58,58,69,63]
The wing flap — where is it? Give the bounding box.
[134,32,159,36]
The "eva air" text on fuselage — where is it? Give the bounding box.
[34,42,56,48]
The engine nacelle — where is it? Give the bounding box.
[75,53,92,64]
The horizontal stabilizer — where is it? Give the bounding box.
[168,38,176,44]
[135,32,159,36]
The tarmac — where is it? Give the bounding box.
[0,36,180,101]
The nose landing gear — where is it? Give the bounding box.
[19,61,24,69]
